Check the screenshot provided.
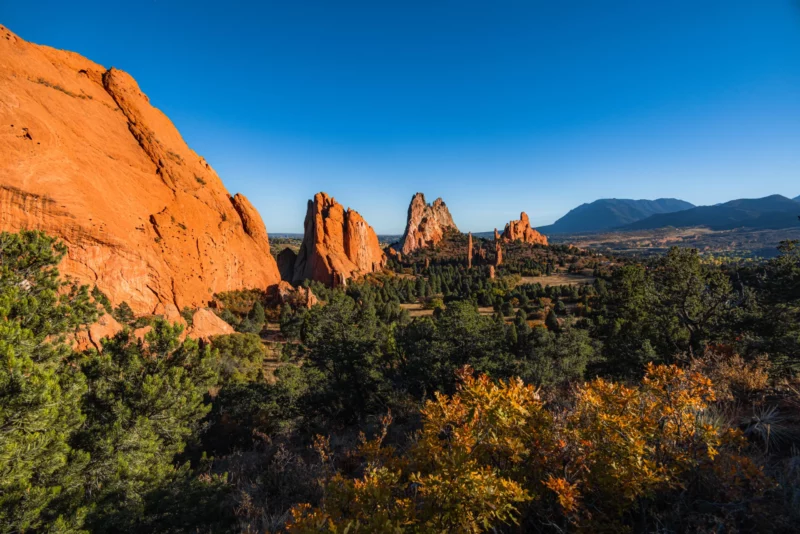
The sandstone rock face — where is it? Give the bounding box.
[467,232,473,268]
[133,325,153,342]
[75,313,123,351]
[501,212,548,246]
[292,193,386,286]
[386,247,402,260]
[297,286,318,309]
[0,26,280,314]
[272,280,296,304]
[187,308,234,341]
[271,281,318,309]
[400,193,458,255]
[154,302,188,329]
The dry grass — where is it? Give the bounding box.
[517,273,595,287]
[400,303,433,317]
[34,77,92,99]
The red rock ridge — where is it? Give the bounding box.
[500,212,548,246]
[399,192,458,254]
[0,26,280,313]
[291,192,386,286]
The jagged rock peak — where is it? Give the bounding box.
[0,25,280,313]
[501,212,548,246]
[400,192,458,254]
[292,192,386,286]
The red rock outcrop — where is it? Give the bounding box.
[187,308,234,341]
[74,313,123,351]
[500,212,548,246]
[133,326,153,342]
[271,281,318,309]
[399,193,458,254]
[296,286,319,309]
[0,26,280,314]
[386,247,402,260]
[153,302,188,330]
[467,232,473,268]
[270,280,295,304]
[292,193,386,286]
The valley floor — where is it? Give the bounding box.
[549,226,800,259]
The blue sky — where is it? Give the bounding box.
[6,1,800,233]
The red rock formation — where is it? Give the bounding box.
[133,326,153,342]
[74,313,123,351]
[488,265,496,279]
[272,281,296,304]
[400,193,458,254]
[467,232,473,268]
[500,212,548,245]
[297,286,319,309]
[0,26,280,314]
[154,302,188,330]
[292,193,386,286]
[272,281,318,309]
[386,247,402,260]
[187,308,234,341]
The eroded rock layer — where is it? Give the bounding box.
[399,192,458,254]
[501,212,548,246]
[292,193,386,286]
[0,26,280,313]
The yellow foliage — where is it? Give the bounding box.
[289,364,772,533]
[689,347,771,401]
[288,371,536,533]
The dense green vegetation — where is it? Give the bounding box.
[2,229,799,532]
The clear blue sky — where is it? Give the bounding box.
[6,1,800,233]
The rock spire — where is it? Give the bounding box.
[290,192,386,286]
[399,193,458,254]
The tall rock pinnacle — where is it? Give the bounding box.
[399,193,458,254]
[467,232,473,268]
[292,192,386,286]
[501,212,548,245]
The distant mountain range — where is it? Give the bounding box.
[535,195,800,236]
[536,198,695,234]
[622,195,800,232]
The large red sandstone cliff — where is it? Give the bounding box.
[0,26,280,313]
[289,192,386,286]
[501,212,548,246]
[399,192,458,254]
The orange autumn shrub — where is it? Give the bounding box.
[546,364,721,529]
[689,346,771,402]
[288,368,544,533]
